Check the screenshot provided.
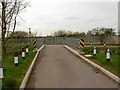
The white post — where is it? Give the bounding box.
[104,42,106,47]
[0,55,3,90]
[91,42,93,47]
[14,52,18,66]
[0,67,3,90]
[106,48,110,61]
[93,46,97,55]
[22,48,25,59]
[26,46,29,54]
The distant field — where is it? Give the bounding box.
[83,46,120,77]
[2,43,36,89]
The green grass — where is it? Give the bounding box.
[83,46,120,77]
[2,43,36,89]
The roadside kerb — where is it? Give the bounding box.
[64,45,120,83]
[19,45,45,89]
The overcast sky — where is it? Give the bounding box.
[17,0,118,36]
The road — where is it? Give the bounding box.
[26,45,118,88]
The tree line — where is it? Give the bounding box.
[52,27,116,45]
[52,27,116,37]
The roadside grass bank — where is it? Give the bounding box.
[83,46,120,77]
[2,43,36,89]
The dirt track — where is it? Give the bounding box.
[26,45,118,88]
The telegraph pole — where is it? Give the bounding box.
[29,28,31,43]
[29,28,31,37]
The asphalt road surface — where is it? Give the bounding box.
[26,45,118,88]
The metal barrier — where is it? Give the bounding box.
[7,37,120,49]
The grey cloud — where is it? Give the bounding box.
[18,0,118,35]
[64,16,80,20]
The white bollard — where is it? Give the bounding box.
[26,46,29,54]
[22,48,25,59]
[0,57,3,90]
[0,64,3,79]
[0,68,3,79]
[104,42,106,47]
[14,52,18,66]
[93,46,97,55]
[91,42,93,46]
[106,48,110,61]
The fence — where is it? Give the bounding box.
[7,36,119,49]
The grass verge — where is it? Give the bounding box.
[2,43,36,89]
[83,46,120,77]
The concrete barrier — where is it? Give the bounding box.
[19,45,45,90]
[64,45,120,84]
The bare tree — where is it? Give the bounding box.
[0,0,29,58]
[53,30,66,37]
[98,27,106,44]
[89,28,99,36]
[12,31,28,38]
[87,27,115,44]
